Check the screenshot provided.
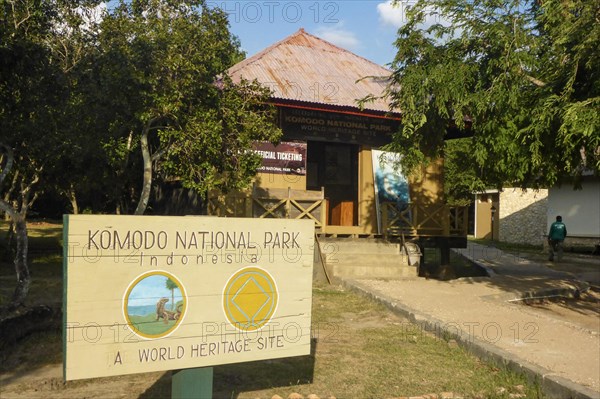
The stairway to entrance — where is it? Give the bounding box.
[316,237,420,280]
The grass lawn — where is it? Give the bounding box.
[0,220,63,307]
[0,221,544,398]
[210,285,542,399]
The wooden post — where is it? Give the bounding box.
[462,206,469,236]
[412,205,419,235]
[440,239,450,266]
[382,203,388,240]
[322,199,328,234]
[286,187,292,218]
[319,199,326,232]
[172,367,213,399]
[245,195,253,218]
[442,206,450,236]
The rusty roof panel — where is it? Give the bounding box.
[227,29,393,113]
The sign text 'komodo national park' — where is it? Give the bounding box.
[63,215,315,381]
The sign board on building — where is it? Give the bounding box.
[63,215,314,381]
[372,150,411,234]
[252,141,307,175]
[280,107,399,147]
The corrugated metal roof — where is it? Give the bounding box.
[227,29,393,113]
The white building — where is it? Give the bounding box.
[472,177,599,250]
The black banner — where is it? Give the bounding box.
[252,141,307,175]
[280,107,399,146]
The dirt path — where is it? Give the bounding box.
[347,242,600,396]
[0,366,170,399]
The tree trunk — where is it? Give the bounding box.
[200,190,209,215]
[68,184,78,214]
[2,165,18,221]
[0,201,29,310]
[1,144,31,310]
[135,122,154,215]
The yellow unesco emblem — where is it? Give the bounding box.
[223,267,278,331]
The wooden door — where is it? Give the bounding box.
[307,141,358,226]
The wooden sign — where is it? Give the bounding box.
[63,215,314,381]
[252,141,307,175]
[280,106,399,146]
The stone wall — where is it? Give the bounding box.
[499,188,548,246]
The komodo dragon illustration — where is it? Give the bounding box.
[155,297,183,324]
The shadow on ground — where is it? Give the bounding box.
[139,339,317,399]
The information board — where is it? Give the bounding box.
[253,141,307,175]
[63,215,314,380]
[280,107,399,146]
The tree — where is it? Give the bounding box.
[42,2,112,215]
[383,0,599,189]
[1,0,110,308]
[443,138,487,205]
[97,0,281,215]
[165,278,177,312]
[0,0,76,308]
[0,0,280,309]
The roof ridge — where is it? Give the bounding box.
[227,28,306,76]
[228,28,391,77]
[298,29,391,74]
[227,28,394,112]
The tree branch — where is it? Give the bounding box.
[520,68,546,87]
[0,199,18,220]
[0,144,14,187]
[9,0,32,31]
[151,146,168,163]
[134,117,161,215]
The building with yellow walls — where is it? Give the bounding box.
[211,29,468,277]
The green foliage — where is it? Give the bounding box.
[0,0,70,199]
[165,277,177,311]
[0,0,124,214]
[165,278,177,291]
[1,0,280,306]
[1,0,280,217]
[443,139,487,205]
[98,0,281,209]
[386,0,599,188]
[159,77,280,195]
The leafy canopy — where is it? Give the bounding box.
[98,0,281,208]
[385,0,599,188]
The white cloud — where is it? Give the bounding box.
[377,1,408,28]
[377,0,458,42]
[78,3,107,31]
[377,0,453,30]
[315,24,361,51]
[53,2,106,35]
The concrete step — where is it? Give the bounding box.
[317,238,419,280]
[318,239,401,255]
[323,253,411,268]
[332,263,418,279]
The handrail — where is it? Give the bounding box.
[382,202,468,238]
[208,194,326,229]
[252,197,326,228]
[208,195,468,238]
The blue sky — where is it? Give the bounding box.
[127,274,184,307]
[210,0,412,67]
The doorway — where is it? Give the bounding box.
[307,141,359,226]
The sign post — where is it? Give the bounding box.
[172,367,213,398]
[63,215,314,392]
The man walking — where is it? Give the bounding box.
[548,215,567,261]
